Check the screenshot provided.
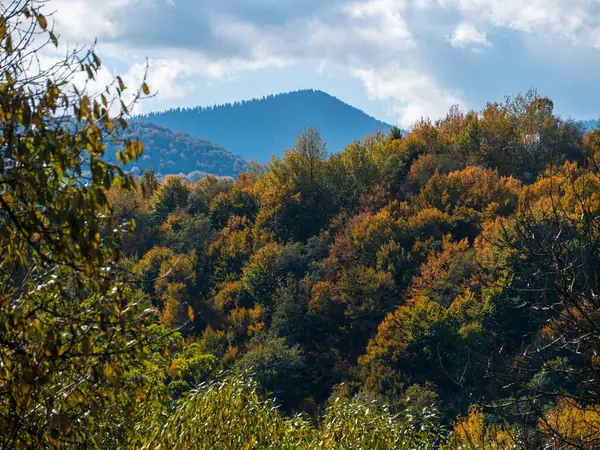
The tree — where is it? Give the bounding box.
[151,175,190,219]
[452,406,519,449]
[482,160,600,446]
[209,187,258,228]
[388,126,403,141]
[419,166,521,237]
[236,337,306,412]
[255,128,335,242]
[0,2,164,447]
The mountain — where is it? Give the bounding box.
[136,90,393,163]
[118,122,250,179]
[581,119,598,132]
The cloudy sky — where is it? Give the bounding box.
[49,0,600,126]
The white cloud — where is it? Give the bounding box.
[189,0,458,123]
[52,0,139,42]
[343,0,414,47]
[449,23,489,48]
[42,0,600,125]
[440,0,600,48]
[56,56,195,115]
[121,59,196,113]
[354,66,464,126]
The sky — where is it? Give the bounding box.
[48,0,600,127]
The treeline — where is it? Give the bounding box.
[107,91,600,447]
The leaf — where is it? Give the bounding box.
[92,52,101,68]
[129,218,136,233]
[85,64,94,81]
[117,76,125,91]
[187,305,195,321]
[5,34,12,55]
[104,365,115,379]
[82,336,90,355]
[142,82,150,95]
[37,14,47,30]
[116,149,126,165]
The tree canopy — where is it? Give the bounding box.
[3,2,600,447]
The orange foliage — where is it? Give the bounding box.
[408,238,475,307]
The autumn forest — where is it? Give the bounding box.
[3,1,600,448]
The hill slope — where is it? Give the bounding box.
[136,90,393,162]
[120,122,250,179]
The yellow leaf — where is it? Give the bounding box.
[142,82,150,95]
[104,365,115,379]
[187,305,195,321]
[37,14,47,30]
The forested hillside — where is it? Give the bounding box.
[5,2,600,448]
[136,89,393,162]
[118,121,250,179]
[581,119,598,132]
[109,92,600,448]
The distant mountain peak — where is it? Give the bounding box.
[136,90,393,163]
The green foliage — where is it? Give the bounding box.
[168,343,216,397]
[236,337,306,411]
[151,175,191,219]
[209,186,259,228]
[186,176,234,215]
[123,121,250,178]
[4,8,597,443]
[112,90,599,446]
[256,128,335,242]
[137,374,446,449]
[0,1,167,447]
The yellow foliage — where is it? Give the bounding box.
[453,407,519,449]
[159,284,189,329]
[540,399,600,448]
[308,281,341,317]
[226,305,265,340]
[213,280,245,312]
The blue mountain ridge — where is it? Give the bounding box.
[135,89,393,164]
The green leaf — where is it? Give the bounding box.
[50,31,58,47]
